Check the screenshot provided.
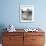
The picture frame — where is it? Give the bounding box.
[20,5,34,22]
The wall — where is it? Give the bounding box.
[0,0,46,29]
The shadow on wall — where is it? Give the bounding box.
[0,24,6,43]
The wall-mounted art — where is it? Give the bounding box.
[20,5,34,22]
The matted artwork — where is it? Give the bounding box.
[20,5,34,22]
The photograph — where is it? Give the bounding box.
[20,5,34,22]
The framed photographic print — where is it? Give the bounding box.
[20,5,34,22]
